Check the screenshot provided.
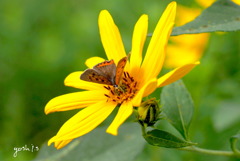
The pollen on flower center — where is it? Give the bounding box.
[104,72,138,104]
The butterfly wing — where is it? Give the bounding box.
[93,60,117,85]
[115,56,128,85]
[80,69,113,85]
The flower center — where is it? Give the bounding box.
[104,72,138,104]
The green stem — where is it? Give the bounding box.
[230,135,240,153]
[141,124,147,135]
[179,146,240,158]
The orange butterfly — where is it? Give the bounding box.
[80,56,128,87]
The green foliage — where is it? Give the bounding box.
[230,132,240,154]
[141,80,196,150]
[160,80,194,140]
[172,0,240,35]
[143,129,194,148]
[213,101,240,132]
[33,123,145,161]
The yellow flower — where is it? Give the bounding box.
[196,0,240,9]
[167,0,240,68]
[45,1,199,149]
[165,4,209,68]
[232,0,240,5]
[196,0,215,8]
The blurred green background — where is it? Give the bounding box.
[0,0,239,160]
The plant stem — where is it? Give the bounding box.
[141,124,147,135]
[179,146,240,158]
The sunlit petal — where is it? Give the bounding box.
[85,57,105,68]
[48,101,117,144]
[165,45,203,68]
[130,14,148,79]
[141,2,176,86]
[53,139,73,150]
[45,91,106,114]
[98,10,126,63]
[64,71,105,90]
[174,5,201,26]
[132,78,158,107]
[232,0,240,5]
[164,5,208,69]
[106,101,133,135]
[158,61,200,87]
[196,0,215,8]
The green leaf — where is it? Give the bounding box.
[171,0,240,35]
[160,80,194,139]
[212,100,240,132]
[230,132,240,153]
[143,129,194,148]
[33,123,146,161]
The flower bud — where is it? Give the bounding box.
[137,98,160,127]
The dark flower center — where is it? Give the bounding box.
[104,72,138,104]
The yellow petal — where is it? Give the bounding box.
[98,10,126,63]
[196,0,215,8]
[130,14,148,79]
[170,33,209,48]
[132,78,158,107]
[140,2,176,86]
[106,101,133,135]
[45,91,106,114]
[232,0,240,5]
[158,61,200,87]
[143,79,158,97]
[165,45,201,68]
[64,71,105,90]
[175,5,201,26]
[48,101,117,145]
[85,57,105,68]
[53,139,73,149]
